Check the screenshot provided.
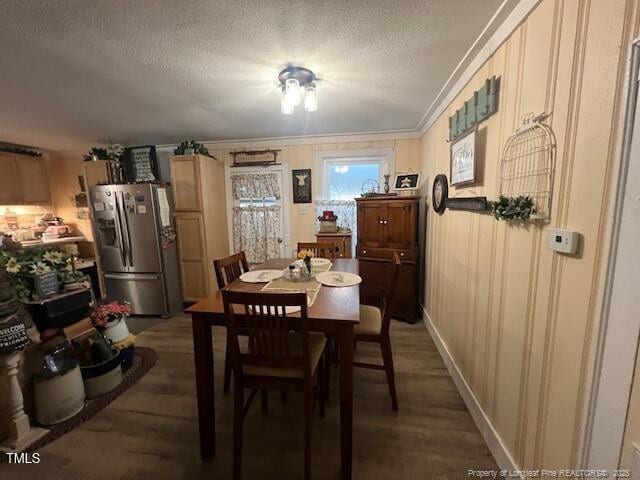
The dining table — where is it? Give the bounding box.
[185,257,361,480]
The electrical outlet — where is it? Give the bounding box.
[548,229,580,254]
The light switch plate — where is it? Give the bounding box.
[548,228,580,254]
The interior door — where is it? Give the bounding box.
[227,167,286,261]
[386,202,414,249]
[357,202,386,248]
[118,184,163,273]
[90,185,127,273]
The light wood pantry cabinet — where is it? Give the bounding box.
[170,154,229,302]
[0,152,51,205]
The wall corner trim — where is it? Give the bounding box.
[421,305,520,472]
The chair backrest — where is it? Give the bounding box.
[381,252,403,333]
[297,242,336,259]
[222,290,310,376]
[213,252,249,289]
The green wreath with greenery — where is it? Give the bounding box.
[490,195,536,221]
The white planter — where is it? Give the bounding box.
[83,363,122,398]
[34,365,85,425]
[101,317,130,344]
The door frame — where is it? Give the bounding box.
[582,39,640,471]
[224,163,291,258]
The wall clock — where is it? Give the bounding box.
[432,174,448,214]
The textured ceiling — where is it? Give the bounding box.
[0,0,508,150]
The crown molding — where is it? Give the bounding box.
[416,0,541,135]
[156,128,420,151]
[157,0,540,151]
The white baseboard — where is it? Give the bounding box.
[421,306,520,472]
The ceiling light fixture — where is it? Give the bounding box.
[278,66,318,115]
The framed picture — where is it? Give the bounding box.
[393,172,420,190]
[450,129,476,186]
[292,168,312,203]
[122,145,159,183]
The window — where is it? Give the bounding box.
[323,157,386,200]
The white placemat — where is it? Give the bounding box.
[240,269,283,283]
[315,271,362,287]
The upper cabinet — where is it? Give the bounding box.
[0,152,51,205]
[170,155,202,212]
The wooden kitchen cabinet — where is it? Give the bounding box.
[17,155,51,204]
[0,152,22,205]
[170,155,229,301]
[356,196,420,321]
[0,152,51,205]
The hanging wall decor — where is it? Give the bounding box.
[497,113,556,221]
[432,174,448,214]
[450,129,476,186]
[231,149,281,167]
[292,168,312,203]
[448,76,499,141]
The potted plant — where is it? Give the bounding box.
[0,246,89,302]
[90,301,132,344]
[174,140,211,157]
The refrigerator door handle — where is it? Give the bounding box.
[104,273,161,281]
[120,191,134,267]
[113,192,128,266]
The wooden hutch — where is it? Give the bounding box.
[355,196,420,321]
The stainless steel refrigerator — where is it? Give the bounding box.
[90,183,182,316]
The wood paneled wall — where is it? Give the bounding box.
[211,137,420,251]
[420,0,639,469]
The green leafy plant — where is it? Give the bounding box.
[174,140,210,157]
[0,246,89,302]
[490,195,536,221]
[84,143,125,162]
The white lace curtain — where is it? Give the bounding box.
[232,206,281,264]
[231,173,281,199]
[315,200,357,256]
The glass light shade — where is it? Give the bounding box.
[285,78,301,106]
[304,83,318,112]
[281,86,294,115]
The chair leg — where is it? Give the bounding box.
[233,385,244,480]
[261,389,269,414]
[224,337,232,394]
[324,347,331,403]
[318,360,326,418]
[381,336,398,411]
[304,383,313,480]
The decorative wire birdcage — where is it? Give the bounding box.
[498,113,556,220]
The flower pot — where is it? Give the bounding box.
[183,148,194,155]
[101,317,130,344]
[120,345,135,372]
[34,364,85,425]
[81,353,122,397]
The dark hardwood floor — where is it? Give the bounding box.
[4,315,497,479]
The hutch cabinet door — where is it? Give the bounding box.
[385,202,414,250]
[357,201,386,248]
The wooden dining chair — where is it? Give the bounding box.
[353,252,402,410]
[222,290,327,480]
[297,241,337,259]
[213,251,250,393]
